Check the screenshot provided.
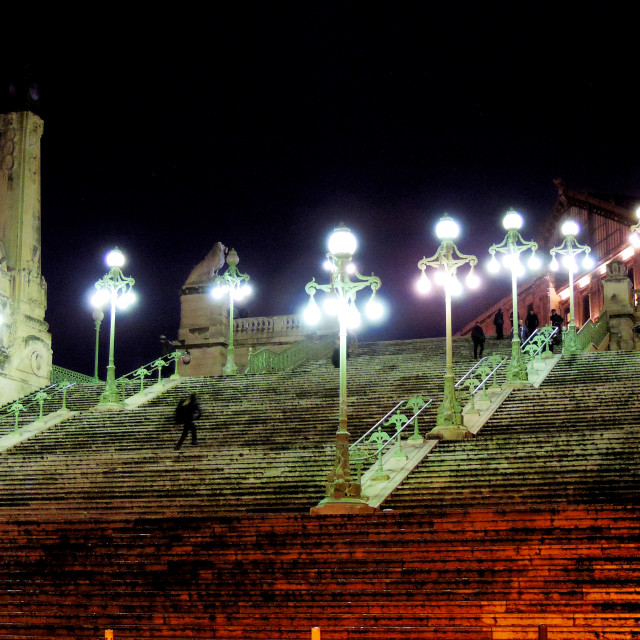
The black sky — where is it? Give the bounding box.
[3,3,639,377]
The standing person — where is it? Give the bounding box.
[550,309,564,345]
[174,393,202,450]
[493,308,504,340]
[517,318,529,342]
[525,308,539,336]
[471,323,486,359]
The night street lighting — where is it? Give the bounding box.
[91,248,136,405]
[92,307,104,381]
[550,220,594,354]
[488,210,540,383]
[211,248,251,376]
[304,223,383,511]
[417,215,479,439]
[629,207,640,247]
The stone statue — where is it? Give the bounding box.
[183,242,228,287]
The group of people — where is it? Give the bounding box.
[471,307,565,359]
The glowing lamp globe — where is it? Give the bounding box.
[106,248,125,268]
[503,210,523,230]
[435,217,459,240]
[582,254,595,270]
[117,290,136,309]
[561,220,580,237]
[635,206,640,220]
[91,289,110,308]
[328,225,357,257]
[365,293,384,320]
[303,297,321,325]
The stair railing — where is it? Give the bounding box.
[113,350,189,402]
[246,336,335,374]
[455,357,490,389]
[50,365,97,385]
[349,396,433,483]
[575,310,609,351]
[1,380,77,432]
[522,326,558,365]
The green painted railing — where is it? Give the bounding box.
[575,311,609,352]
[349,395,433,483]
[50,365,97,385]
[246,336,335,374]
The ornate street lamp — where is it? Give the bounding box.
[91,248,136,405]
[211,248,251,376]
[92,307,104,381]
[550,220,594,354]
[304,223,383,512]
[417,216,479,439]
[488,210,541,383]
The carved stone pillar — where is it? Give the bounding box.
[602,260,636,351]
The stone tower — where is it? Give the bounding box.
[0,111,52,404]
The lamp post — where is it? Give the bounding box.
[417,216,479,439]
[629,206,640,247]
[211,248,251,376]
[91,248,135,405]
[92,307,104,381]
[549,220,594,354]
[304,223,383,511]
[488,210,541,383]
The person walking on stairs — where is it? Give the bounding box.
[174,393,202,450]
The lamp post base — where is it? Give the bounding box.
[99,365,122,406]
[310,498,376,515]
[223,346,238,375]
[562,324,580,354]
[506,340,530,383]
[428,424,472,440]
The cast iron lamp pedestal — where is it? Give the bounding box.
[304,224,383,514]
[417,216,479,440]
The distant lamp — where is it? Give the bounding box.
[211,248,252,375]
[417,214,478,439]
[93,247,135,405]
[550,219,593,354]
[487,209,537,383]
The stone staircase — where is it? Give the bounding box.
[0,337,503,519]
[0,339,636,639]
[384,350,640,511]
[0,506,637,639]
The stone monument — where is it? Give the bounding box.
[0,111,52,404]
[601,259,637,351]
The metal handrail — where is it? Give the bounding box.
[473,356,508,394]
[455,357,489,389]
[247,336,334,374]
[349,400,406,451]
[524,326,558,360]
[575,311,609,351]
[350,400,433,466]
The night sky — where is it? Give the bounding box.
[2,4,639,377]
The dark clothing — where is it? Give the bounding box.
[518,325,529,342]
[493,310,504,340]
[175,396,202,449]
[525,312,539,336]
[471,325,485,359]
[550,312,564,345]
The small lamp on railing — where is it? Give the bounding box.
[416,215,479,439]
[304,223,384,512]
[210,249,251,376]
[549,220,594,354]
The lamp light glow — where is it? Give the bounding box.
[91,289,110,308]
[630,232,640,248]
[488,255,500,273]
[528,253,541,270]
[447,276,463,297]
[365,293,384,320]
[303,297,321,325]
[620,246,635,261]
[323,295,339,316]
[465,270,480,289]
[328,226,357,257]
[435,216,460,240]
[561,220,580,237]
[550,255,559,271]
[503,210,523,230]
[582,254,595,270]
[416,271,431,294]
[106,248,125,268]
